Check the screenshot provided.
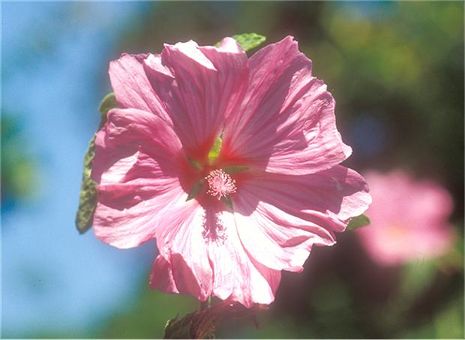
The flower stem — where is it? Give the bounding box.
[164,300,257,339]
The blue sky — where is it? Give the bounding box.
[2,2,157,337]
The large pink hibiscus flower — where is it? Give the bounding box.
[91,36,371,307]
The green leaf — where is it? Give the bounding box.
[75,92,118,234]
[347,214,370,231]
[232,33,266,52]
[75,137,97,234]
[98,92,117,122]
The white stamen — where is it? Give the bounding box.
[206,169,237,200]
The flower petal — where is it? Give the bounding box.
[151,202,281,307]
[91,107,186,249]
[206,209,281,307]
[150,255,179,294]
[109,53,173,123]
[217,37,245,53]
[230,166,369,274]
[160,40,248,158]
[101,107,181,151]
[93,151,186,249]
[242,165,371,232]
[233,190,336,273]
[93,193,184,249]
[154,203,213,301]
[96,150,181,208]
[223,36,350,175]
[92,107,183,183]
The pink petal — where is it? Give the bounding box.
[144,53,175,80]
[229,166,370,274]
[96,151,181,208]
[93,191,185,249]
[151,202,281,307]
[102,108,181,151]
[92,107,183,183]
[109,54,173,123]
[217,37,245,53]
[91,107,186,249]
[233,190,337,273]
[223,36,350,175]
[150,255,179,294]
[154,203,213,301]
[241,166,371,233]
[93,151,186,249]
[206,209,281,307]
[160,40,248,157]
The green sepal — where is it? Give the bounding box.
[186,180,205,201]
[75,92,118,234]
[223,165,249,174]
[221,196,234,211]
[347,214,370,231]
[187,157,203,171]
[232,33,266,52]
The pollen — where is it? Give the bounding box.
[206,169,237,200]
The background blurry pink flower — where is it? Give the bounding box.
[91,36,371,307]
[357,170,455,266]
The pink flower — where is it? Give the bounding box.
[91,36,371,307]
[357,170,454,266]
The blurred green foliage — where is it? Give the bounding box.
[1,113,38,210]
[99,286,197,338]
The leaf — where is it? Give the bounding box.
[232,33,266,52]
[75,92,117,234]
[347,214,370,231]
[98,92,116,123]
[75,137,97,234]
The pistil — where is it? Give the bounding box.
[206,169,237,200]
